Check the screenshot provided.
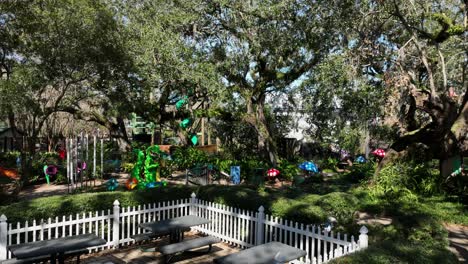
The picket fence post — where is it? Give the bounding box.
[256,206,265,245]
[112,200,120,248]
[0,214,7,260]
[190,192,197,216]
[358,226,368,249]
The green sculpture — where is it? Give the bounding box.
[130,145,165,190]
[144,145,161,183]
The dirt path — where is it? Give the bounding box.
[444,223,468,263]
[15,171,193,201]
[16,173,129,200]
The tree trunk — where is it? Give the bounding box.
[246,94,279,166]
[376,94,467,178]
[109,117,131,152]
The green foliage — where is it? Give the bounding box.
[369,163,418,201]
[237,157,268,182]
[316,192,359,225]
[121,162,135,173]
[321,157,339,171]
[0,151,20,168]
[172,147,209,169]
[277,159,300,181]
[370,161,443,201]
[346,162,376,183]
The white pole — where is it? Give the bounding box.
[80,132,84,187]
[69,138,74,188]
[101,136,104,180]
[74,137,78,190]
[66,138,70,192]
[93,134,97,179]
[85,133,89,161]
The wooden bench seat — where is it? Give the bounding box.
[159,236,220,263]
[0,248,89,264]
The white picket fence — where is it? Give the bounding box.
[0,193,368,263]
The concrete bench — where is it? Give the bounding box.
[0,248,89,264]
[159,236,220,263]
[131,227,191,243]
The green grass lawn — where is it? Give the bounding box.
[0,175,466,263]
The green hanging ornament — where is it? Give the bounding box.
[180,118,191,129]
[175,96,188,110]
[190,134,198,145]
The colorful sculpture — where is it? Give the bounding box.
[340,149,350,160]
[355,156,366,163]
[77,161,87,173]
[43,165,58,185]
[266,168,280,180]
[125,178,138,190]
[128,145,167,190]
[372,149,386,158]
[106,178,119,191]
[0,167,19,180]
[299,161,319,173]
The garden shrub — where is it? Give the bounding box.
[370,161,443,200]
[346,161,375,183]
[0,151,20,168]
[121,162,135,173]
[320,157,339,171]
[172,147,209,169]
[237,157,268,182]
[277,159,300,181]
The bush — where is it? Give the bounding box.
[121,162,135,173]
[172,147,209,169]
[320,157,339,171]
[346,162,375,183]
[277,159,300,181]
[0,151,20,168]
[370,161,443,200]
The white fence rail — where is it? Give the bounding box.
[0,193,368,263]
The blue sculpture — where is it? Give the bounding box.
[230,166,241,184]
[299,161,319,173]
[106,178,119,191]
[355,156,366,163]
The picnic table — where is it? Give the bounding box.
[213,242,307,264]
[8,233,106,264]
[139,215,211,243]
